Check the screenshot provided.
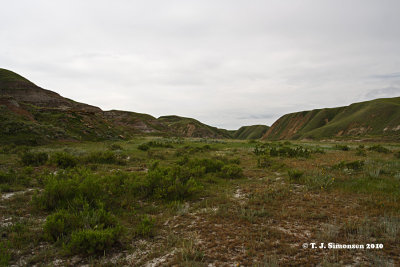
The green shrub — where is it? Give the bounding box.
[139,141,173,151]
[312,147,325,154]
[109,143,123,151]
[138,143,150,151]
[304,174,334,191]
[356,148,367,156]
[67,227,121,255]
[0,169,31,190]
[333,160,364,171]
[145,165,202,200]
[34,173,79,210]
[135,215,155,237]
[0,170,17,184]
[269,146,311,158]
[44,209,81,241]
[20,151,48,166]
[253,144,267,156]
[220,165,243,179]
[345,160,364,171]
[335,145,350,151]
[52,152,78,169]
[35,168,138,211]
[288,170,304,182]
[147,141,173,148]
[83,151,126,165]
[188,158,224,173]
[369,145,391,154]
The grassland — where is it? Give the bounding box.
[263,97,400,141]
[0,138,399,266]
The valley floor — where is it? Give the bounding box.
[0,138,399,266]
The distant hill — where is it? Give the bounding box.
[262,97,400,140]
[0,68,230,144]
[158,115,232,139]
[233,125,269,139]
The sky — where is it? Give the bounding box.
[1,0,400,130]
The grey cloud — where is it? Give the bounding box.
[237,114,276,120]
[1,0,400,129]
[365,87,400,99]
[370,73,400,80]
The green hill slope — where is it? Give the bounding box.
[0,69,231,144]
[158,115,232,138]
[262,97,400,140]
[233,125,269,139]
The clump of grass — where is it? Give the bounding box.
[355,147,367,156]
[20,151,48,166]
[287,170,304,182]
[0,241,11,266]
[257,155,273,168]
[304,173,335,191]
[394,151,400,159]
[176,239,204,264]
[135,215,155,237]
[381,216,400,241]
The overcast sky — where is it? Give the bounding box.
[1,1,400,129]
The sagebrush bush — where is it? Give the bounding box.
[34,168,138,211]
[369,145,391,154]
[51,152,78,169]
[188,158,224,173]
[333,160,364,171]
[220,164,243,179]
[44,209,81,241]
[145,165,202,200]
[67,227,121,255]
[20,151,48,166]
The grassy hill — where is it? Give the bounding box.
[232,125,269,139]
[262,97,400,140]
[0,69,231,144]
[158,115,232,138]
